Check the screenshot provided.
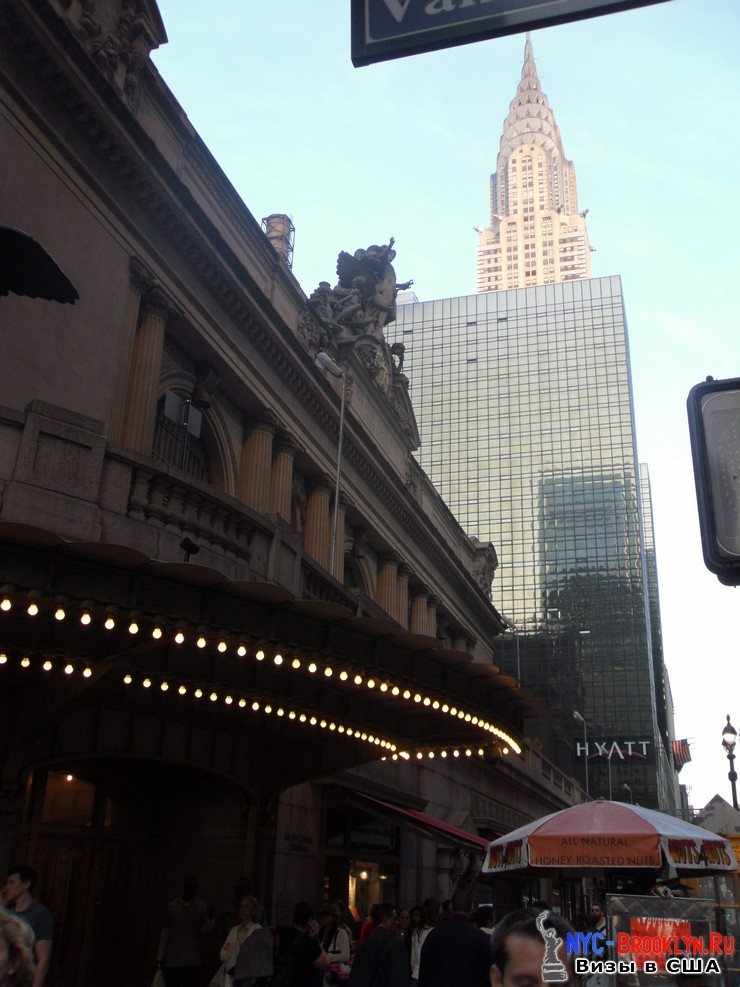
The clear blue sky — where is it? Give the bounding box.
[154,0,740,811]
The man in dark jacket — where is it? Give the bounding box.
[417,910,490,987]
[349,903,411,987]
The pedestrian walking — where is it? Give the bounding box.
[348,903,410,987]
[417,909,490,987]
[215,896,262,987]
[358,904,381,946]
[157,876,215,987]
[318,904,351,984]
[1,866,53,987]
[0,909,34,987]
[281,902,330,987]
[490,908,577,987]
[409,900,437,984]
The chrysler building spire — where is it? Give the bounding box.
[476,35,591,292]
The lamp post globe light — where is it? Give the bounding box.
[722,715,739,811]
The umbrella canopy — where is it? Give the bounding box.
[483,800,736,877]
[0,226,79,303]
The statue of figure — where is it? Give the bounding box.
[333,237,413,339]
[535,911,568,983]
[390,341,405,373]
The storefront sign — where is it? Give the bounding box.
[662,837,736,872]
[351,0,672,67]
[576,739,651,759]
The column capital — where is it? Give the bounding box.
[308,471,333,493]
[246,410,279,435]
[129,256,154,292]
[274,431,299,454]
[141,285,171,321]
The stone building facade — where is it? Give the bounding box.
[0,2,583,983]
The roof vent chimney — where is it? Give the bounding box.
[262,214,295,269]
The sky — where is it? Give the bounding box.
[153,0,740,810]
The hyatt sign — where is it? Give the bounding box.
[351,0,672,66]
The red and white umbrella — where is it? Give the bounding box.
[483,800,736,876]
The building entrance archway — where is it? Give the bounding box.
[12,758,255,987]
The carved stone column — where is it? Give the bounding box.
[397,565,410,629]
[376,557,399,617]
[333,497,347,584]
[410,592,428,635]
[120,286,168,455]
[304,476,332,569]
[427,596,438,637]
[239,417,276,514]
[270,435,296,521]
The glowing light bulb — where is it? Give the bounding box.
[82,667,92,678]
[217,641,227,653]
[196,636,206,649]
[308,662,317,674]
[277,708,284,717]
[403,690,411,700]
[178,685,187,696]
[237,645,247,657]
[54,607,66,621]
[292,659,301,670]
[238,699,246,708]
[20,657,30,668]
[367,678,376,689]
[142,678,152,688]
[225,696,233,705]
[329,723,336,731]
[416,752,423,760]
[380,682,388,692]
[251,702,260,711]
[152,626,163,640]
[478,748,484,756]
[432,700,439,709]
[441,751,448,758]
[320,720,327,729]
[428,751,434,758]
[299,714,306,723]
[310,717,317,726]
[1,598,12,612]
[502,747,509,755]
[104,616,116,630]
[264,705,272,714]
[324,667,333,678]
[465,749,472,757]
[174,631,185,645]
[453,750,460,758]
[65,774,74,783]
[43,660,52,672]
[194,688,203,699]
[273,654,283,666]
[160,681,169,691]
[450,707,457,717]
[441,704,449,713]
[209,692,218,702]
[413,693,421,704]
[80,611,92,626]
[354,675,363,686]
[27,602,39,617]
[338,725,345,733]
[64,663,74,675]
[256,650,265,661]
[339,670,348,681]
[123,674,133,685]
[128,621,139,635]
[288,711,296,720]
[391,686,400,696]
[423,697,430,706]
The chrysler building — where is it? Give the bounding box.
[476,35,591,292]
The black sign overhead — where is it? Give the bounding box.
[351,0,672,67]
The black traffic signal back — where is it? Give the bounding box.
[687,376,740,586]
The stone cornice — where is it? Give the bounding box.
[1,0,505,641]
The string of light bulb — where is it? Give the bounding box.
[1,591,522,754]
[0,650,511,762]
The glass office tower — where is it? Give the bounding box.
[387,276,672,808]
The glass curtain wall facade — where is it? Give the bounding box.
[387,276,667,808]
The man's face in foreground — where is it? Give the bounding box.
[490,932,570,987]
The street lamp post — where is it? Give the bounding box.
[573,709,589,798]
[315,352,348,578]
[722,715,739,811]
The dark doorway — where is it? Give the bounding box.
[13,759,253,987]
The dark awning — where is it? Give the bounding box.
[357,793,490,850]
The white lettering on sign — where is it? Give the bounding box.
[382,0,412,23]
[574,740,652,759]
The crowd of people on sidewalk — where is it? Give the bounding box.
[153,881,584,987]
